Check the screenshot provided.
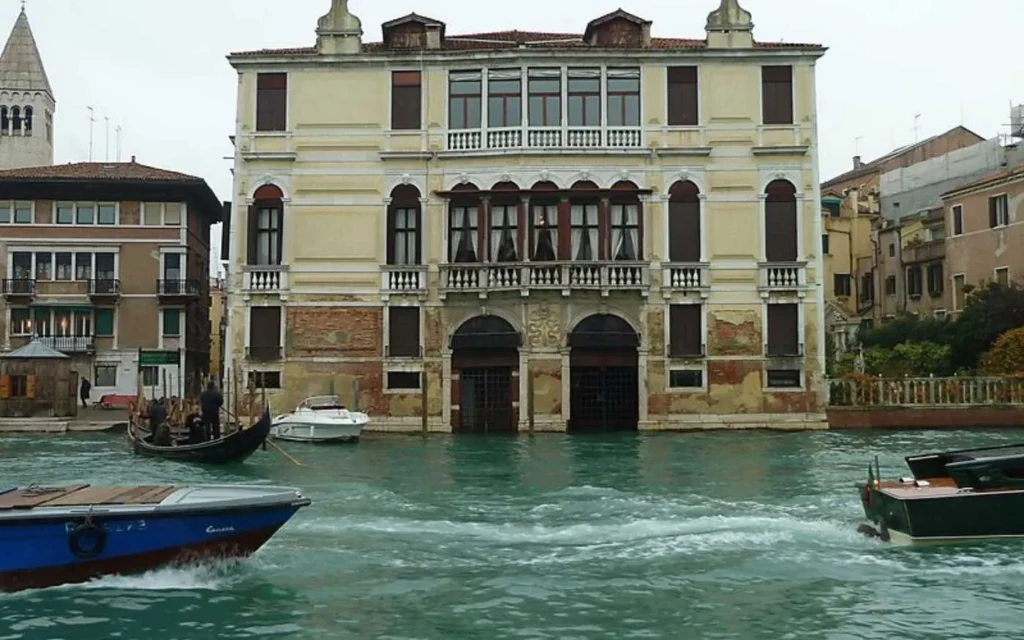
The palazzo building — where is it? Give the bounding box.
[224,0,829,431]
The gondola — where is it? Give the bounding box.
[128,409,271,465]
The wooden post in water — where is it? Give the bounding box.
[527,363,535,435]
[353,378,360,412]
[233,362,241,433]
[421,370,428,435]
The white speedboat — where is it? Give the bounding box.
[270,395,369,443]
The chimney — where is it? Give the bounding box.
[130,155,136,163]
[853,155,862,170]
[425,23,442,50]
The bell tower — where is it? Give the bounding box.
[0,6,55,170]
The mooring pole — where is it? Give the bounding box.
[527,365,535,435]
[421,369,429,435]
[353,378,360,412]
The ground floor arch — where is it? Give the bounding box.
[450,315,521,434]
[568,314,639,433]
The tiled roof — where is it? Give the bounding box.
[941,166,1024,198]
[230,29,820,57]
[0,161,204,183]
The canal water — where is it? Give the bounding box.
[2,429,1024,639]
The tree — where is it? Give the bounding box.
[979,327,1024,375]
[948,282,1024,371]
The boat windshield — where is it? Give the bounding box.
[298,396,347,411]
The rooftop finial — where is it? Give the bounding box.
[316,0,363,55]
[706,0,753,32]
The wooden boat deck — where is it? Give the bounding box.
[0,485,177,511]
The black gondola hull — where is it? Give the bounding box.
[129,411,270,465]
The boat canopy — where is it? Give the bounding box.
[298,396,346,411]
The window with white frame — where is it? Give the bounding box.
[52,202,117,226]
[0,201,33,224]
[951,205,963,236]
[94,364,117,387]
[10,251,117,282]
[989,194,1009,228]
[142,202,185,227]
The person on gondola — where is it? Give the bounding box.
[149,398,172,447]
[200,380,224,441]
[186,413,206,445]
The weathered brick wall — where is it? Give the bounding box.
[828,407,1024,429]
[287,307,381,357]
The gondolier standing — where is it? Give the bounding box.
[79,378,91,408]
[200,381,224,440]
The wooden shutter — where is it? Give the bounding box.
[246,205,258,265]
[667,67,698,126]
[391,71,422,130]
[767,304,799,357]
[25,375,36,399]
[669,305,702,357]
[765,199,797,262]
[249,307,282,350]
[220,202,232,262]
[762,66,793,125]
[256,73,287,132]
[989,198,998,228]
[668,200,701,262]
[386,205,396,264]
[388,307,420,357]
[0,375,9,399]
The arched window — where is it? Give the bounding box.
[387,184,421,265]
[448,183,481,263]
[668,180,701,263]
[23,106,32,136]
[529,181,560,261]
[569,180,600,261]
[10,107,20,134]
[0,107,8,135]
[765,180,797,262]
[609,180,641,261]
[248,184,284,266]
[489,181,520,262]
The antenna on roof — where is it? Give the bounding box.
[913,113,922,143]
[104,116,110,162]
[87,107,95,161]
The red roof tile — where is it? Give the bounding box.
[0,161,205,183]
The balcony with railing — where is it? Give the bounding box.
[439,261,649,298]
[759,262,808,294]
[89,279,120,300]
[446,126,644,153]
[39,335,95,353]
[381,265,428,295]
[2,278,35,301]
[661,263,710,296]
[243,265,289,295]
[157,279,202,302]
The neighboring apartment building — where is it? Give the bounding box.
[0,161,223,401]
[0,7,55,171]
[225,0,829,432]
[820,191,874,350]
[943,165,1024,312]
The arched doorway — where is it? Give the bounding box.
[568,314,640,433]
[451,315,521,434]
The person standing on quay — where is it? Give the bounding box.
[200,380,224,440]
[79,378,91,409]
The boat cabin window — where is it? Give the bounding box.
[299,395,346,411]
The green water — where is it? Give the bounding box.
[2,430,1024,639]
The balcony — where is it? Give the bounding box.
[243,265,289,295]
[446,126,644,154]
[381,265,428,296]
[439,262,649,298]
[903,239,945,265]
[89,279,121,301]
[661,263,710,297]
[39,336,95,353]
[759,263,808,295]
[2,279,35,302]
[157,279,202,303]
[246,345,282,361]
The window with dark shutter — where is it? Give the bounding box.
[248,185,284,266]
[388,307,420,358]
[761,66,793,125]
[834,274,851,297]
[248,307,282,360]
[256,73,287,132]
[822,234,829,254]
[765,180,797,262]
[766,303,799,357]
[667,66,698,126]
[952,205,963,236]
[907,266,923,297]
[669,304,703,357]
[392,71,422,131]
[668,180,701,262]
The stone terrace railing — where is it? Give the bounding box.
[828,376,1024,407]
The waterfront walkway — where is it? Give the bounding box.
[0,406,128,434]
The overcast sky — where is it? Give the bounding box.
[8,0,1024,256]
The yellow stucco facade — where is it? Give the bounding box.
[225,0,829,432]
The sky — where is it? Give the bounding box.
[7,0,1024,262]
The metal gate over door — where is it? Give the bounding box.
[458,367,514,434]
[569,365,639,432]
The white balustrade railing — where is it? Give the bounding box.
[440,262,649,295]
[243,266,289,293]
[381,266,427,293]
[662,263,708,291]
[760,263,806,290]
[828,376,1024,407]
[447,126,644,151]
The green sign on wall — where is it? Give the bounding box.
[139,350,179,366]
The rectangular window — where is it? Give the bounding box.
[761,66,794,125]
[953,274,966,310]
[94,309,115,336]
[531,203,558,261]
[764,195,797,262]
[10,309,31,335]
[996,267,1010,287]
[392,71,422,131]
[907,266,923,297]
[164,203,182,226]
[528,68,561,126]
[52,309,71,337]
[449,70,482,130]
[55,252,72,281]
[389,206,420,265]
[162,309,181,336]
[609,203,640,261]
[56,202,74,224]
[74,311,92,338]
[606,68,640,127]
[927,263,944,295]
[669,304,703,358]
[248,306,282,359]
[10,375,28,398]
[163,253,181,280]
[256,72,287,132]
[570,203,599,261]
[885,275,897,296]
[95,253,115,280]
[888,243,895,257]
[143,203,162,226]
[489,204,519,262]
[35,252,51,280]
[860,272,874,302]
[567,68,601,127]
[13,201,31,224]
[669,369,703,389]
[33,308,50,336]
[766,303,800,357]
[141,366,159,387]
[248,371,282,389]
[255,205,282,266]
[0,201,9,224]
[387,371,422,390]
[989,194,1009,228]
[766,369,801,388]
[488,69,522,129]
[75,253,92,280]
[668,194,701,263]
[951,205,963,236]
[12,252,32,279]
[388,306,420,358]
[94,364,117,387]
[449,205,479,263]
[821,233,829,254]
[76,203,95,225]
[834,274,852,297]
[667,66,698,126]
[98,203,116,225]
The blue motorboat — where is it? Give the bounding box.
[0,483,311,592]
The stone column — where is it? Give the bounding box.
[442,352,452,428]
[519,349,530,429]
[560,347,571,426]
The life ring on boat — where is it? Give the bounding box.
[68,521,107,559]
